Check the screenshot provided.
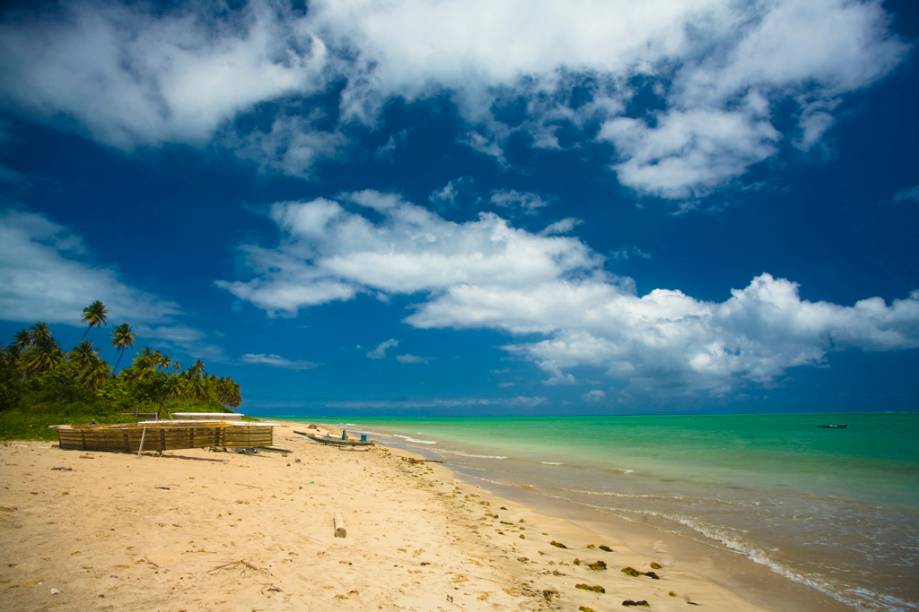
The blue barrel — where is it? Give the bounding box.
[360,434,368,442]
[341,430,347,440]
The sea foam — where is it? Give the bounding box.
[438,449,508,460]
[392,434,438,445]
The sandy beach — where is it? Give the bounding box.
[1,422,832,611]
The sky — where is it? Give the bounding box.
[0,0,917,417]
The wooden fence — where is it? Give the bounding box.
[53,422,272,452]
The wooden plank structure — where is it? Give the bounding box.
[172,412,244,421]
[52,421,272,453]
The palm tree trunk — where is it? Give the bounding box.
[81,326,90,339]
[114,348,125,373]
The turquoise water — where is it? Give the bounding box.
[280,413,919,610]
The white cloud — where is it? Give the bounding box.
[395,353,429,364]
[583,389,606,401]
[216,191,596,313]
[599,104,780,199]
[611,245,652,261]
[220,193,919,393]
[241,353,318,370]
[420,275,919,391]
[227,115,345,177]
[796,106,836,151]
[540,218,582,236]
[0,3,327,148]
[674,0,905,105]
[311,0,905,198]
[367,338,399,360]
[429,177,476,209]
[508,395,548,407]
[310,0,715,113]
[489,190,548,214]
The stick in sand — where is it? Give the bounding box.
[334,512,347,538]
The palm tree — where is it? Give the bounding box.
[30,322,53,346]
[70,341,109,387]
[111,323,135,373]
[70,340,96,369]
[25,322,62,376]
[80,300,108,339]
[81,357,110,388]
[13,329,32,350]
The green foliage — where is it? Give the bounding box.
[0,300,244,439]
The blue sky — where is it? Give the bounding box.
[1,0,918,416]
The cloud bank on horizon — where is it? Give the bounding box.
[0,0,907,200]
[218,192,919,393]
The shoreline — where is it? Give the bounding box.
[1,421,836,610]
[332,421,844,612]
[318,414,919,612]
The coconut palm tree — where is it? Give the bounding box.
[70,341,109,387]
[25,322,62,376]
[30,322,53,346]
[70,340,96,368]
[111,323,135,374]
[80,300,108,339]
[81,357,110,388]
[13,329,32,350]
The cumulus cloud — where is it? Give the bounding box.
[0,208,221,358]
[599,103,780,199]
[219,192,919,393]
[583,389,606,401]
[367,338,399,360]
[241,353,318,370]
[0,1,905,196]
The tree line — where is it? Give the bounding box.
[0,300,241,417]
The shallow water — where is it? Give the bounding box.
[281,413,919,611]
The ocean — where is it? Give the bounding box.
[278,412,919,611]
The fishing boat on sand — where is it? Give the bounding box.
[295,430,375,447]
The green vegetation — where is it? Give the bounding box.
[0,301,242,440]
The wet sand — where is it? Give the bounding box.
[0,422,827,610]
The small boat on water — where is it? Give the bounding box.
[295,430,375,447]
[817,424,848,429]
